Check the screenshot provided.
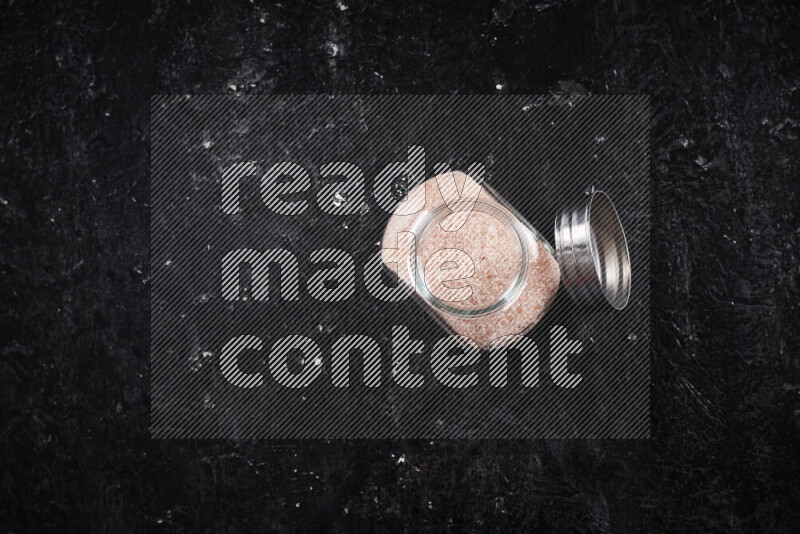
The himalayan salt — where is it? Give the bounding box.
[382,171,561,349]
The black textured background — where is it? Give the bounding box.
[1,0,798,531]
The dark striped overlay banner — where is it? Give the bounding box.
[150,95,650,439]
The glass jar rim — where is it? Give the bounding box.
[408,199,531,318]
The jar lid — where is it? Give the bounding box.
[554,189,631,309]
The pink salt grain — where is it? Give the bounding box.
[382,171,562,349]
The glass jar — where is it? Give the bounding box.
[381,171,631,349]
